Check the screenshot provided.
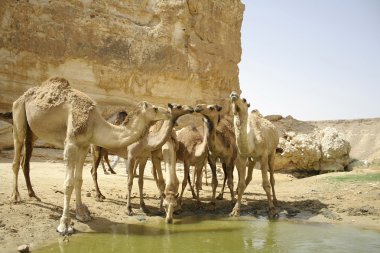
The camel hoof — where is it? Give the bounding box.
[110,170,117,174]
[216,194,224,200]
[28,191,41,202]
[57,217,74,235]
[268,207,279,219]
[10,192,22,204]
[127,207,134,216]
[229,208,240,217]
[76,204,92,222]
[95,194,106,202]
[103,171,110,175]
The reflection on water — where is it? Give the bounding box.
[35,217,380,253]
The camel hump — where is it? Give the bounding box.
[41,76,71,89]
[251,109,263,117]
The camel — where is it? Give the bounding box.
[90,103,193,215]
[93,110,128,175]
[176,118,209,205]
[194,104,241,208]
[11,77,170,234]
[159,130,180,223]
[229,91,280,218]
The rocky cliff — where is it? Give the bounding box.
[0,0,244,113]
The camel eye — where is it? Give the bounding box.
[177,105,182,110]
[153,107,158,112]
[243,98,246,103]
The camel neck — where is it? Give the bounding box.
[196,119,210,156]
[91,110,149,149]
[203,114,218,151]
[233,112,254,156]
[146,119,174,150]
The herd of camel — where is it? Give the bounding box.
[5,76,280,235]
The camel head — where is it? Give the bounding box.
[162,191,179,224]
[168,103,194,121]
[194,104,222,116]
[136,101,171,122]
[230,91,250,116]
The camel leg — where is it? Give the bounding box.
[269,153,278,206]
[21,125,40,201]
[125,157,135,216]
[245,159,256,190]
[151,150,165,211]
[138,158,148,213]
[11,100,26,203]
[187,167,197,199]
[179,161,191,206]
[104,152,116,174]
[204,163,208,186]
[194,164,203,205]
[57,140,77,234]
[91,147,106,201]
[208,156,218,208]
[216,163,228,200]
[99,149,108,175]
[230,155,247,217]
[260,155,277,218]
[74,145,91,222]
[225,162,235,204]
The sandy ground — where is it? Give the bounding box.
[0,148,379,252]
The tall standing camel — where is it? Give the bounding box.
[229,91,279,218]
[176,118,209,205]
[90,104,193,214]
[194,104,242,208]
[11,77,170,234]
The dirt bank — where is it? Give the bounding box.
[0,148,379,252]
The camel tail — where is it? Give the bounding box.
[0,111,13,124]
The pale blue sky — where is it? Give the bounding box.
[239,0,380,120]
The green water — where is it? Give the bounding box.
[35,217,380,253]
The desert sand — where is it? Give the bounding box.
[0,148,379,252]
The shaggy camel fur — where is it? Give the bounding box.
[230,91,280,218]
[194,104,242,208]
[11,77,170,234]
[176,118,209,205]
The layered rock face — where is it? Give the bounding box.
[0,0,244,149]
[0,0,244,112]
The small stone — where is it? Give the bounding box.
[17,244,30,253]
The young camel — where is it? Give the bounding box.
[229,91,280,218]
[11,77,170,234]
[176,118,209,205]
[90,104,193,215]
[194,104,242,208]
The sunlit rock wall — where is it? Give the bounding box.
[0,0,244,112]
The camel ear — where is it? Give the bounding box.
[247,103,250,108]
[216,105,222,112]
[168,103,173,109]
[142,101,149,110]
